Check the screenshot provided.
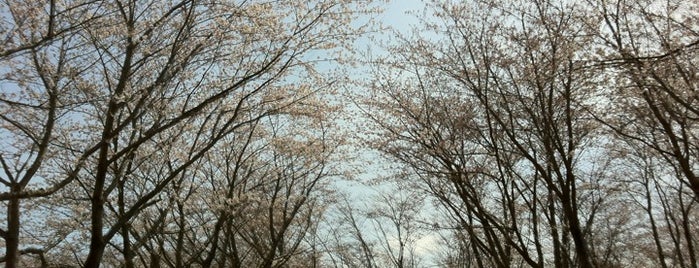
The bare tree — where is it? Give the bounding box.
[323,185,425,268]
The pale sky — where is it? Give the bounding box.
[380,0,425,31]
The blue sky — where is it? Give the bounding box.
[380,0,425,31]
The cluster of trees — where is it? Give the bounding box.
[0,0,373,266]
[0,0,697,267]
[363,0,699,267]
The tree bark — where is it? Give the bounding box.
[5,195,20,268]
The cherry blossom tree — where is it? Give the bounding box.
[0,0,376,266]
[589,0,699,200]
[588,0,699,266]
[359,0,669,267]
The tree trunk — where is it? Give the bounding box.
[84,32,135,267]
[561,192,593,268]
[84,134,109,268]
[5,196,20,268]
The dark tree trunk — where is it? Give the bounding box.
[5,195,20,268]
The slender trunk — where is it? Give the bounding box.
[548,190,563,268]
[568,217,592,268]
[175,202,185,267]
[561,193,593,268]
[679,193,697,268]
[122,226,133,268]
[149,250,161,268]
[5,195,20,268]
[646,177,669,268]
[201,212,225,268]
[229,225,241,268]
[531,181,544,267]
[84,27,135,266]
[120,181,134,268]
[466,214,485,268]
[84,214,106,267]
[561,223,570,268]
[84,118,112,267]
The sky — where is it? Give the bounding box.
[380,0,425,30]
[342,2,446,265]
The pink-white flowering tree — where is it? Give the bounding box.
[587,0,699,266]
[0,0,376,266]
[357,0,697,267]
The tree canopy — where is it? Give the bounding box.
[0,0,698,267]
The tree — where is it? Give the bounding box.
[588,0,699,197]
[588,1,699,266]
[361,0,651,267]
[97,100,343,268]
[0,0,375,266]
[323,185,425,268]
